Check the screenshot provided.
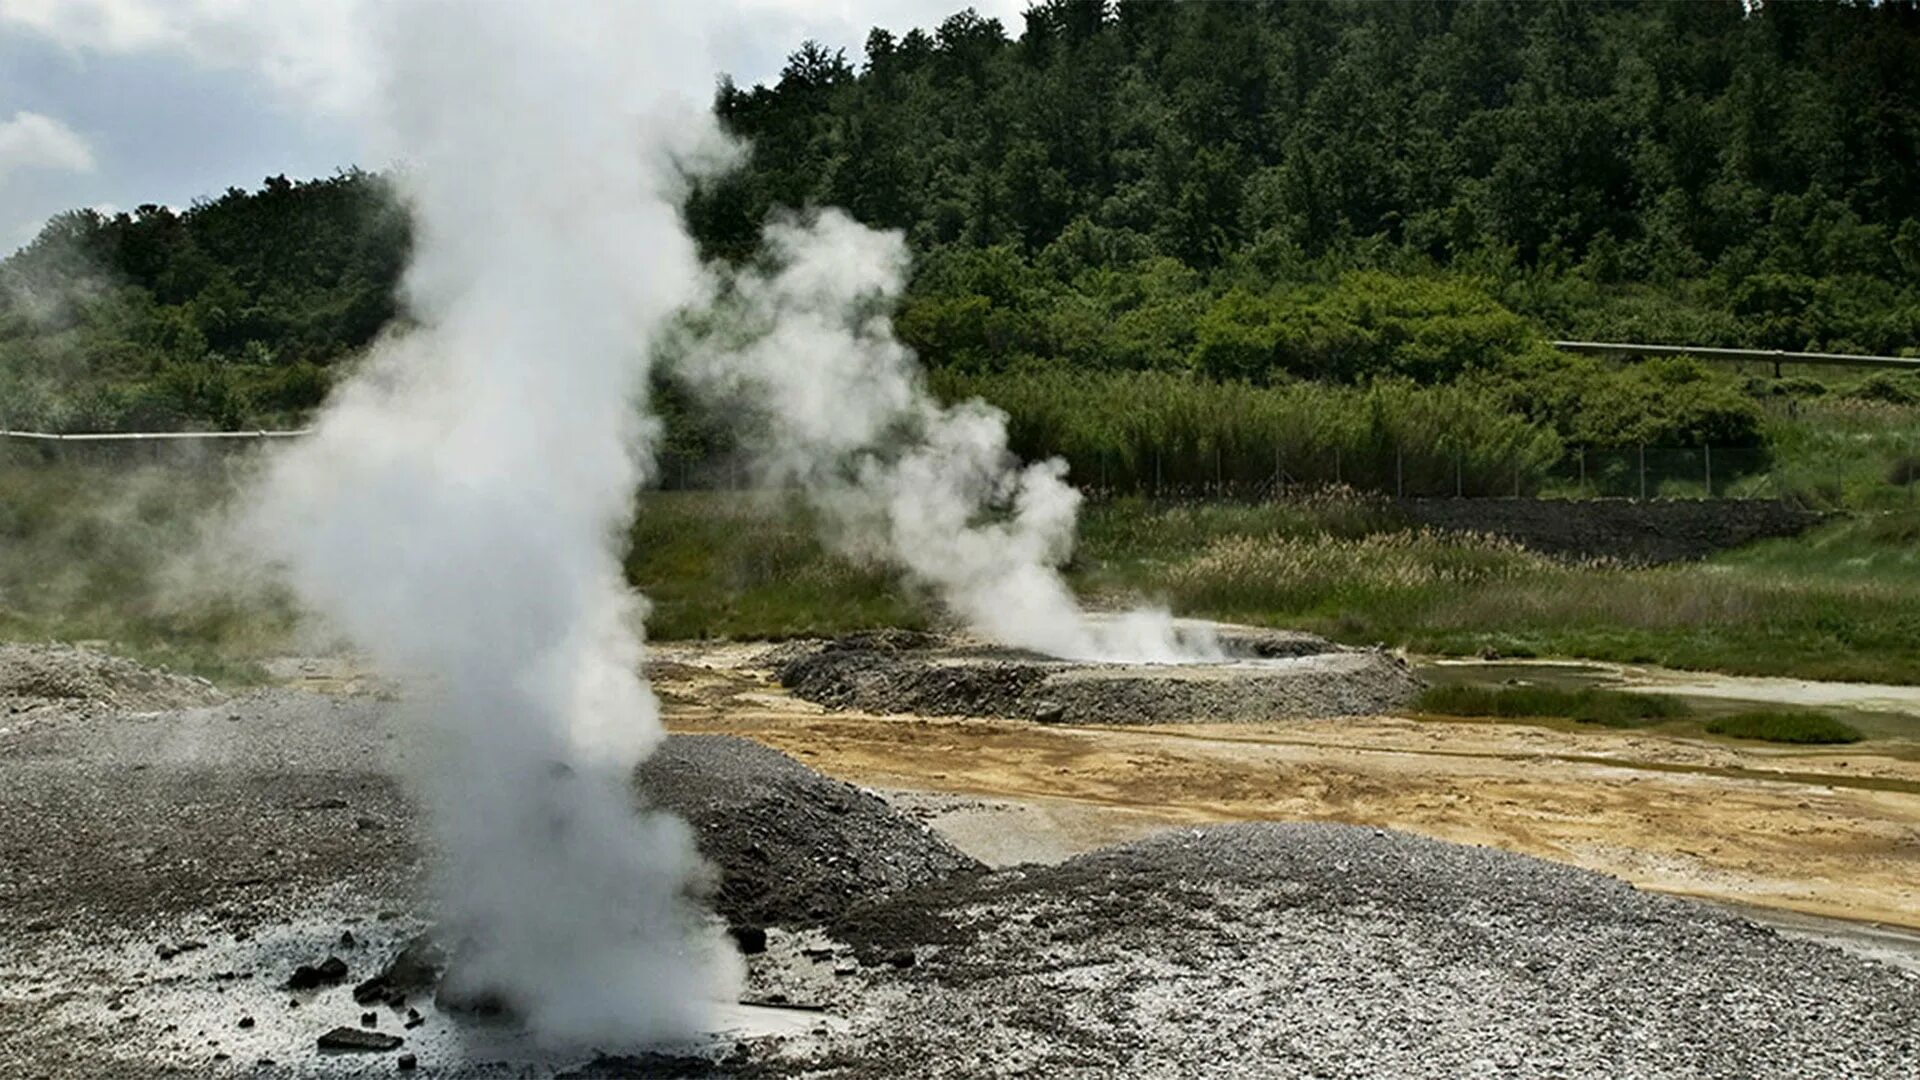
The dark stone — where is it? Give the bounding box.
[361,1011,379,1027]
[339,931,359,949]
[434,978,515,1021]
[377,934,447,990]
[888,948,917,969]
[398,1053,418,1072]
[237,1016,254,1029]
[353,976,392,1005]
[557,1052,721,1078]
[297,798,349,811]
[316,1026,403,1052]
[727,925,767,955]
[287,955,349,991]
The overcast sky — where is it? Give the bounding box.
[0,0,1026,254]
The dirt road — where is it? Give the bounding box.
[654,644,1920,931]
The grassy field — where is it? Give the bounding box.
[5,455,1920,687]
[1078,497,1920,684]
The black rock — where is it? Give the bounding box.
[353,975,392,1005]
[237,1016,254,1029]
[888,948,917,969]
[361,1011,379,1028]
[727,925,768,955]
[378,935,447,990]
[286,966,323,991]
[316,1026,403,1052]
[398,1053,418,1072]
[339,931,358,949]
[287,955,349,991]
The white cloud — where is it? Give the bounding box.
[0,0,374,114]
[0,110,95,181]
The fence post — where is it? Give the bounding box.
[1395,444,1404,498]
[1215,445,1223,494]
[1577,447,1586,496]
[1704,445,1712,498]
[1334,447,1342,487]
[1454,452,1463,498]
[1154,449,1162,498]
[1638,444,1646,500]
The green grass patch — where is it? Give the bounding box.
[1704,710,1865,745]
[1077,500,1920,684]
[1416,684,1689,728]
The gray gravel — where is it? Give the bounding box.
[0,641,224,725]
[799,823,1920,1078]
[774,632,1421,723]
[4,649,1915,1079]
[637,734,983,930]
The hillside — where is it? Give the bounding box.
[2,0,1917,446]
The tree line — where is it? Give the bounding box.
[2,0,1917,446]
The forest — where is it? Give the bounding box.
[2,0,1917,489]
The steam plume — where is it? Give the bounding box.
[671,211,1219,663]
[244,3,738,1044]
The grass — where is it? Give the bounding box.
[7,454,1920,690]
[1416,684,1689,729]
[1704,711,1865,745]
[626,491,926,640]
[0,451,292,684]
[1078,499,1920,685]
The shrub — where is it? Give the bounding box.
[1704,711,1864,745]
[1846,374,1920,407]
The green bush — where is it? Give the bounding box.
[1704,711,1864,745]
[1417,684,1690,728]
[1846,374,1920,407]
[931,368,1563,495]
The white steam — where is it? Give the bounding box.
[243,3,738,1045]
[670,211,1219,663]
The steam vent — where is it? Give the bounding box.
[771,622,1422,725]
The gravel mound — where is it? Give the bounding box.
[810,823,1920,1078]
[0,642,224,717]
[774,632,1420,723]
[635,735,983,930]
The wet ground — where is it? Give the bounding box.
[4,642,1919,1076]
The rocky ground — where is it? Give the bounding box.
[772,629,1421,725]
[1,646,1915,1077]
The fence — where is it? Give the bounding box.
[7,429,1905,503]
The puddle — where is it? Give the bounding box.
[1418,658,1920,742]
[18,916,838,1075]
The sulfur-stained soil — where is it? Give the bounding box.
[659,641,1920,931]
[4,639,1920,1077]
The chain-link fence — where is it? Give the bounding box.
[10,431,1914,504]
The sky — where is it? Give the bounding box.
[0,0,1026,254]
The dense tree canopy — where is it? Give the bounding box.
[2,0,1916,446]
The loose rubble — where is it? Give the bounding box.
[0,643,224,722]
[773,629,1420,724]
[637,735,984,929]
